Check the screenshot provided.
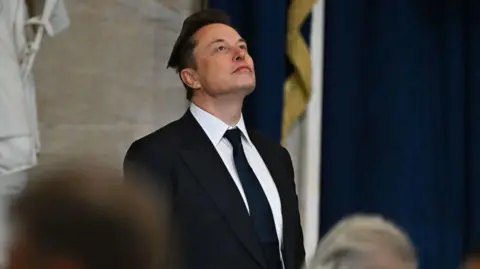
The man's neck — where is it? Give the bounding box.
[192,95,243,126]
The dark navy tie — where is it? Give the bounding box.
[224,128,281,269]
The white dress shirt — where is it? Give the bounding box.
[190,103,284,252]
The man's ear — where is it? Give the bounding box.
[180,68,201,89]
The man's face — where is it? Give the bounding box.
[185,23,256,99]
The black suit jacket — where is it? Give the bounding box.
[124,110,305,269]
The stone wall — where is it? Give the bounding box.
[33,0,201,169]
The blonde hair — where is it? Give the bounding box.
[308,214,417,269]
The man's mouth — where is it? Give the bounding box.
[233,66,251,73]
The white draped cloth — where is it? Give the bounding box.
[0,0,69,176]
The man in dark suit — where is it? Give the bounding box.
[124,9,305,269]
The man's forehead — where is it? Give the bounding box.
[194,23,243,44]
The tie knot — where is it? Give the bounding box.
[224,128,242,148]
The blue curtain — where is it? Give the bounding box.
[321,0,480,268]
[208,0,288,141]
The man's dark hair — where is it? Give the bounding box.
[167,9,231,100]
[9,165,170,269]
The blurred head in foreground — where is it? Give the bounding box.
[7,165,170,269]
[308,214,417,269]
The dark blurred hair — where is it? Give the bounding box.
[9,165,170,269]
[167,9,231,100]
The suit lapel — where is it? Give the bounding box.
[250,132,296,269]
[178,111,267,268]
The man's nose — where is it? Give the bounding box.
[233,47,246,61]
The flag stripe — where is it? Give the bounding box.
[282,0,318,143]
[297,0,324,264]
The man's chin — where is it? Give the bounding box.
[236,82,256,94]
[216,83,255,98]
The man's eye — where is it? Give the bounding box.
[215,46,227,52]
[239,44,248,51]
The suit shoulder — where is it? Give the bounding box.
[249,130,285,149]
[126,118,184,157]
[249,130,290,156]
[249,130,294,178]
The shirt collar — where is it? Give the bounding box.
[190,102,251,146]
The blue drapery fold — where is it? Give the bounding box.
[321,0,480,268]
[465,0,480,253]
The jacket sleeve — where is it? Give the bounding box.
[124,140,147,181]
[282,147,306,269]
[123,139,182,269]
[123,139,173,195]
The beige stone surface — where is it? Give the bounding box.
[31,0,197,170]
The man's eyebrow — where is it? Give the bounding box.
[207,38,226,47]
[207,38,246,47]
